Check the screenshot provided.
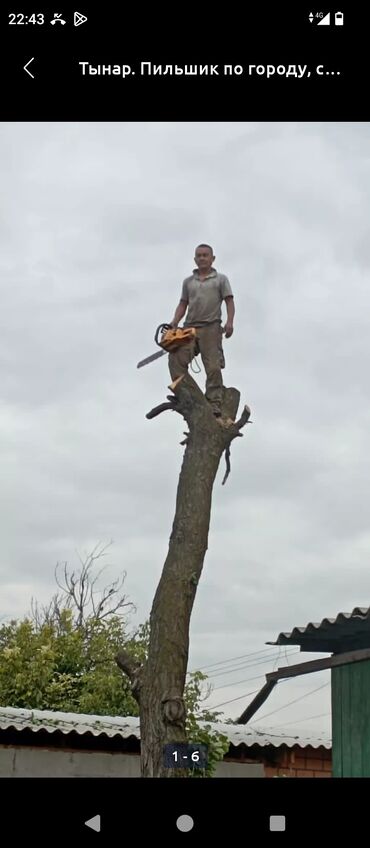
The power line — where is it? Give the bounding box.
[188,649,300,682]
[213,672,267,691]
[205,676,293,711]
[212,674,265,692]
[249,682,330,724]
[206,650,300,680]
[206,687,262,709]
[212,671,290,692]
[193,648,280,671]
[189,645,298,674]
[211,663,302,691]
[265,711,331,729]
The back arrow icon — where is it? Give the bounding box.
[24,58,35,78]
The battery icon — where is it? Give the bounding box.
[335,11,344,25]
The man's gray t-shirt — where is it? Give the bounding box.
[181,268,233,327]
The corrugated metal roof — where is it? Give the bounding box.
[0,708,141,740]
[268,606,370,653]
[0,707,331,749]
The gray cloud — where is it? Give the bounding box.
[0,122,369,733]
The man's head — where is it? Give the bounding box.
[194,243,215,273]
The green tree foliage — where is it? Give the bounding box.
[184,670,229,777]
[0,611,142,715]
[0,544,229,775]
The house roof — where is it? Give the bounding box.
[0,706,331,750]
[267,606,370,653]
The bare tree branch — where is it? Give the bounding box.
[222,444,231,486]
[115,651,142,679]
[235,404,251,430]
[116,650,143,702]
[50,543,135,628]
[146,401,180,419]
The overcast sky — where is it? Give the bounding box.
[1,121,370,738]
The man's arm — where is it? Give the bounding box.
[170,300,188,328]
[223,295,235,338]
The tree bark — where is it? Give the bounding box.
[117,373,250,777]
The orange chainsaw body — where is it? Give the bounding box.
[158,327,197,352]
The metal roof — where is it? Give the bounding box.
[0,708,141,740]
[0,707,331,750]
[268,606,370,653]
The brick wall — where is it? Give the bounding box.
[264,745,331,778]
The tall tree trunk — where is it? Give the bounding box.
[117,374,250,777]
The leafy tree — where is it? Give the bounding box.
[184,670,229,777]
[0,543,141,714]
[0,545,229,775]
[0,610,140,714]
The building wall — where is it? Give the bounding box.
[263,745,332,778]
[215,761,263,777]
[0,746,263,778]
[332,659,370,777]
[0,747,142,777]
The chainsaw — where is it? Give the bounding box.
[137,324,197,369]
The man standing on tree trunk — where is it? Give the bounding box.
[169,244,235,418]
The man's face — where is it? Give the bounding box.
[194,247,214,272]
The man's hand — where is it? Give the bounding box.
[223,322,234,338]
